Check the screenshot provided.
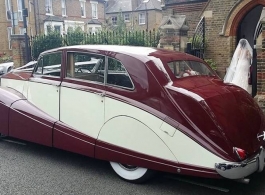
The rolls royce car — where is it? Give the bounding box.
[0,45,264,183]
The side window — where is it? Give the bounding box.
[34,52,62,77]
[66,52,105,84]
[107,58,133,89]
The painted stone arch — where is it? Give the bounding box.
[221,0,265,36]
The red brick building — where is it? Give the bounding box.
[0,0,106,56]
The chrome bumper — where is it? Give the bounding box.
[215,147,265,179]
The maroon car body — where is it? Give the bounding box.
[0,45,264,182]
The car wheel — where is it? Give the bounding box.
[110,162,155,183]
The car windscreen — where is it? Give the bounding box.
[167,60,216,78]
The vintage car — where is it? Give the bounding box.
[0,45,265,183]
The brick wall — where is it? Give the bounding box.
[162,0,265,78]
[0,0,106,56]
[37,0,105,34]
[0,0,46,55]
[11,35,26,68]
[255,21,265,113]
[202,0,238,77]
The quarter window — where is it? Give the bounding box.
[34,52,62,77]
[66,52,105,84]
[107,58,133,89]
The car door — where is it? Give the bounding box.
[27,51,62,120]
[54,51,106,157]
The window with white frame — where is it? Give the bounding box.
[17,0,23,21]
[64,20,85,33]
[91,1,98,19]
[5,0,12,20]
[112,16,117,25]
[28,0,31,12]
[19,28,24,35]
[87,25,101,34]
[7,27,13,50]
[62,0,66,16]
[44,21,63,35]
[124,14,130,22]
[139,13,145,24]
[46,25,52,34]
[54,25,61,34]
[45,0,53,15]
[80,0,86,18]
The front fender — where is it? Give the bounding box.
[0,87,26,135]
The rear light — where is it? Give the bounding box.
[233,147,247,161]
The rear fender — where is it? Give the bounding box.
[95,116,178,172]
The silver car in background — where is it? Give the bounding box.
[0,62,14,75]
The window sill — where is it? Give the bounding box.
[81,16,86,18]
[46,13,54,16]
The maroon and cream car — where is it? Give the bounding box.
[0,45,265,183]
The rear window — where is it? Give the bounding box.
[167,60,215,78]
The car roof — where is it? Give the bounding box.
[41,45,203,63]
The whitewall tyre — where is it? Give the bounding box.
[110,162,155,183]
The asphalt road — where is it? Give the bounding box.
[0,138,265,195]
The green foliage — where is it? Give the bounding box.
[0,55,12,63]
[65,27,85,46]
[189,35,207,49]
[115,11,126,34]
[31,31,63,60]
[205,59,217,71]
[31,29,160,59]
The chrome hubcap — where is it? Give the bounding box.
[119,164,138,171]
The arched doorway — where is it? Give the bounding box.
[224,0,265,97]
[236,5,263,47]
[236,5,264,97]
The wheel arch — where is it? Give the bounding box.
[95,115,178,171]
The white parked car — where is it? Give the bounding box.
[0,62,13,75]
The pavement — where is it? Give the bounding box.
[0,138,265,195]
